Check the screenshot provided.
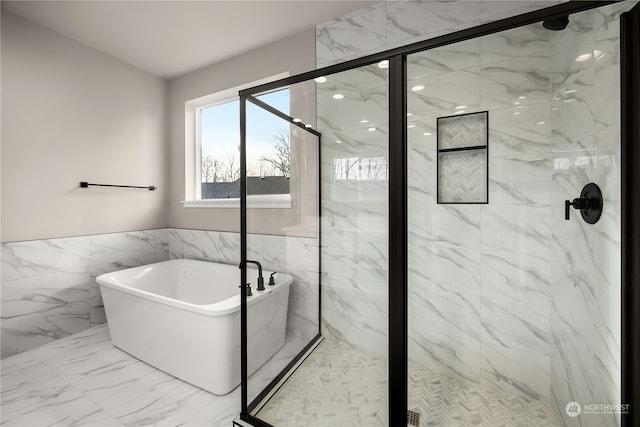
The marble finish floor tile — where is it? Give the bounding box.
[257,338,562,427]
[1,324,311,426]
[1,325,242,426]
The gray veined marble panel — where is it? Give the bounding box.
[551,299,595,421]
[317,86,387,134]
[176,229,241,265]
[407,38,480,80]
[116,380,213,427]
[168,228,184,259]
[408,284,481,342]
[408,68,481,119]
[408,121,437,205]
[408,243,481,296]
[1,236,89,282]
[481,343,550,399]
[481,204,551,255]
[591,3,625,137]
[592,279,621,426]
[155,228,171,262]
[1,372,120,427]
[260,235,320,342]
[321,238,387,297]
[1,272,90,358]
[480,23,550,65]
[488,103,551,157]
[489,153,552,206]
[89,230,157,276]
[551,72,595,152]
[386,0,480,48]
[479,1,564,25]
[316,6,386,67]
[409,328,481,384]
[410,202,481,249]
[481,296,550,355]
[321,284,387,358]
[480,250,551,305]
[480,53,551,110]
[592,40,620,134]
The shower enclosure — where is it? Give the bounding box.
[238,1,640,426]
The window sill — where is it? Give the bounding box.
[181,194,292,209]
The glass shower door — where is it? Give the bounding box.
[245,62,390,426]
[241,85,321,415]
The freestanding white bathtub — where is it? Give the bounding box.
[97,259,292,395]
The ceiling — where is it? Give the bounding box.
[1,1,372,80]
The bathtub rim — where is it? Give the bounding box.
[96,259,292,317]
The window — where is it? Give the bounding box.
[182,74,292,208]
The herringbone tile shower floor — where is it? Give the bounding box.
[257,339,562,427]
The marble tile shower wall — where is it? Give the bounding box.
[317,4,628,424]
[1,228,319,360]
[315,0,564,67]
[317,64,389,358]
[549,4,630,427]
[1,229,170,359]
[405,24,554,401]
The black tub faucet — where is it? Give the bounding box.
[239,260,265,291]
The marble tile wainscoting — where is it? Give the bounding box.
[1,228,319,364]
[1,229,170,359]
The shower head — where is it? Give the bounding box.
[543,15,569,31]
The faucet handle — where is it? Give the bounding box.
[269,272,277,286]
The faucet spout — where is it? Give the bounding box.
[239,260,265,291]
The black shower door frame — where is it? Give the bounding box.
[238,1,639,425]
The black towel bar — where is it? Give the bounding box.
[80,182,156,191]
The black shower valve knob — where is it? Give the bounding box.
[564,183,603,224]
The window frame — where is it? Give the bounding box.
[182,73,291,209]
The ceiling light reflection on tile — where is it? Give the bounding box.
[576,53,592,62]
[314,76,327,83]
[411,85,425,92]
[378,60,389,69]
[332,94,344,100]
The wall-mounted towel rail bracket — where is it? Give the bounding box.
[80,182,156,191]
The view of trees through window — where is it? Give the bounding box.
[199,89,290,199]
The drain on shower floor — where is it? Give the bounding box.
[407,409,421,426]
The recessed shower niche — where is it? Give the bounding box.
[436,111,488,204]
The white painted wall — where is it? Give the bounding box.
[167,28,317,236]
[1,11,169,242]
